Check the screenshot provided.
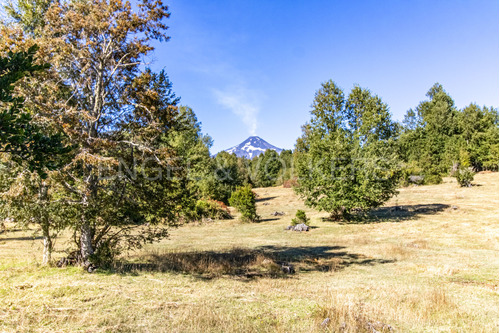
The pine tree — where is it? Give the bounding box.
[229,185,259,222]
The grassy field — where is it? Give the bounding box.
[0,173,498,332]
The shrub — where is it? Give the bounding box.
[454,167,475,187]
[291,209,310,226]
[195,199,232,220]
[399,163,424,186]
[229,185,259,222]
[424,173,443,185]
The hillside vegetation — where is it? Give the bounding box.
[0,172,497,332]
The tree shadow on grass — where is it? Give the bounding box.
[0,235,43,241]
[105,245,394,280]
[255,196,277,203]
[367,203,451,223]
[322,203,451,224]
[259,217,281,222]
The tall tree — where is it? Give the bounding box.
[456,104,499,170]
[253,149,282,187]
[0,45,72,264]
[294,81,400,220]
[398,83,498,184]
[201,151,244,204]
[278,149,293,185]
[398,83,458,183]
[4,0,186,267]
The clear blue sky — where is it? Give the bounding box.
[150,0,499,153]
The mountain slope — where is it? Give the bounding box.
[223,136,283,159]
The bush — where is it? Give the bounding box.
[424,173,443,185]
[291,209,310,226]
[455,167,475,187]
[400,162,443,186]
[399,163,424,186]
[195,199,232,220]
[229,185,259,222]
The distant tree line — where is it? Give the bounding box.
[211,81,499,194]
[0,0,497,268]
[398,83,498,184]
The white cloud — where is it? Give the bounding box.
[214,87,261,136]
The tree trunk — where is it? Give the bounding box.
[80,173,96,267]
[40,183,52,265]
[80,219,94,266]
[42,226,52,265]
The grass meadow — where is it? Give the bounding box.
[0,173,498,332]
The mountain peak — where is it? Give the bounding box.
[223,136,283,159]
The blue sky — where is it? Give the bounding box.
[150,0,499,153]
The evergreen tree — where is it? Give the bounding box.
[278,149,294,185]
[229,185,259,222]
[253,149,282,187]
[398,84,499,184]
[201,151,244,204]
[456,104,498,171]
[294,80,400,220]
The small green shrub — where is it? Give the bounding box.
[454,167,475,187]
[89,239,120,268]
[400,163,424,186]
[424,173,443,185]
[400,162,443,186]
[195,199,232,220]
[291,209,310,226]
[229,185,259,222]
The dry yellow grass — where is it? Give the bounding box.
[0,173,498,332]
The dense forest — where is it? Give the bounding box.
[0,0,497,269]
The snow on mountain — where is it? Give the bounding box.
[223,136,283,159]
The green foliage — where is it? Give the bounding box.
[398,84,457,183]
[88,239,120,268]
[294,81,400,220]
[0,45,71,264]
[253,149,282,187]
[398,84,499,182]
[277,149,293,186]
[4,0,51,35]
[3,0,187,267]
[200,151,247,204]
[229,185,259,222]
[291,209,310,226]
[195,199,231,220]
[456,105,499,171]
[0,162,76,264]
[454,167,475,187]
[399,162,424,186]
[163,103,214,207]
[0,45,69,177]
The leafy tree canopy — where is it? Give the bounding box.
[294,80,400,220]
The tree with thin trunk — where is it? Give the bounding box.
[0,45,71,265]
[2,0,197,268]
[1,166,73,264]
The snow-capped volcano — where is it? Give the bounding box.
[223,136,283,159]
